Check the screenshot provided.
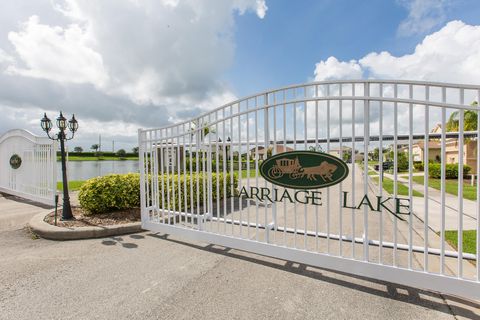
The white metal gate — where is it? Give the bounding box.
[0,129,57,205]
[139,80,480,300]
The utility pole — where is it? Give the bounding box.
[112,140,115,152]
[99,134,102,152]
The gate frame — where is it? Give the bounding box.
[139,79,480,301]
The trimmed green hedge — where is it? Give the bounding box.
[78,172,238,214]
[428,163,471,179]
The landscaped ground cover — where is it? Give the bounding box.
[444,230,477,254]
[412,176,477,201]
[371,176,423,197]
[44,207,140,227]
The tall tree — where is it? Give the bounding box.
[73,146,83,152]
[91,144,99,152]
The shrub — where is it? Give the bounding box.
[413,162,424,171]
[79,173,141,214]
[428,163,471,179]
[78,172,238,214]
[162,172,238,212]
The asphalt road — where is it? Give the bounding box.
[1,194,479,320]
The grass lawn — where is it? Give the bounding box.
[412,176,477,201]
[371,176,423,197]
[57,180,85,191]
[368,170,378,176]
[59,156,139,161]
[444,230,477,254]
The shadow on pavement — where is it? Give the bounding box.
[147,232,479,319]
[0,192,54,210]
[101,234,144,249]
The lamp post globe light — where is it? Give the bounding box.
[41,111,78,220]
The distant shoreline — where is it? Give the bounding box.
[58,157,139,161]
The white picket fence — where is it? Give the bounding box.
[0,129,57,205]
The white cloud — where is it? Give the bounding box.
[362,21,480,85]
[0,0,267,147]
[6,15,109,87]
[314,21,480,85]
[397,0,450,36]
[314,57,363,81]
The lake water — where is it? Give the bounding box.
[58,160,139,181]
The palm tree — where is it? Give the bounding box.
[189,119,216,142]
[446,101,478,132]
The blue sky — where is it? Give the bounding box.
[228,0,480,96]
[0,0,480,149]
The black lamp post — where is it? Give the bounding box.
[41,111,78,220]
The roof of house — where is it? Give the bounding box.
[414,141,441,149]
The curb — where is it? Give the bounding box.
[28,212,143,240]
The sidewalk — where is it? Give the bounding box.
[383,172,477,232]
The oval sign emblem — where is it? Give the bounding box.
[9,154,22,169]
[260,151,349,189]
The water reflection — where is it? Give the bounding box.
[58,160,139,181]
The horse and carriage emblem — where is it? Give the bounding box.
[267,157,338,182]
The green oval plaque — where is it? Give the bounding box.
[9,154,22,169]
[259,151,349,189]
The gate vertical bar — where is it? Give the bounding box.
[458,89,464,277]
[139,129,147,224]
[293,94,297,248]
[223,109,227,233]
[424,86,429,271]
[393,84,398,266]
[408,84,413,269]
[378,83,384,264]
[304,88,308,249]
[326,84,331,254]
[363,81,370,261]
[339,85,343,255]
[264,93,270,243]
[440,87,446,274]
[272,93,278,242]
[352,83,357,258]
